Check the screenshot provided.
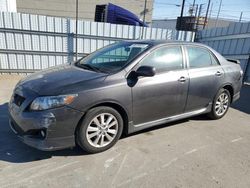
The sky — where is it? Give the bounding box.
[152,0,250,21]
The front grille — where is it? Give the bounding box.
[13,94,25,107]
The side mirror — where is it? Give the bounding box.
[136,66,156,77]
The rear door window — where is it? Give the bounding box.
[186,46,216,68]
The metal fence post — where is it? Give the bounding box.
[133,26,136,40]
[67,33,74,63]
[67,18,74,63]
[176,30,180,40]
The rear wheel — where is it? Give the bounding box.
[208,88,231,120]
[76,106,123,153]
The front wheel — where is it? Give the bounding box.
[208,88,231,120]
[76,106,123,153]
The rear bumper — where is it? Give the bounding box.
[9,104,84,151]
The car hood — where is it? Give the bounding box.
[18,64,107,95]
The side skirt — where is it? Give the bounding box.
[128,104,212,134]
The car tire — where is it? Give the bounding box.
[208,88,231,120]
[76,106,123,153]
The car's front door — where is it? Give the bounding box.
[184,45,225,112]
[129,45,189,126]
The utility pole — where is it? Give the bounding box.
[193,4,199,41]
[208,2,213,20]
[141,0,147,39]
[75,0,79,61]
[192,0,196,15]
[194,4,199,22]
[142,0,147,25]
[196,4,203,31]
[215,0,222,27]
[239,12,243,22]
[180,0,185,18]
[191,0,196,16]
[177,0,185,31]
[203,0,211,29]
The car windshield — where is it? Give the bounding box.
[75,42,150,73]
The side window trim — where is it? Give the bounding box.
[182,45,189,69]
[209,52,221,66]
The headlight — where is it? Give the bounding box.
[30,94,78,111]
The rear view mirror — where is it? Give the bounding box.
[136,66,156,77]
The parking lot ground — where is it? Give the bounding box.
[0,74,250,188]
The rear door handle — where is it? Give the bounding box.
[215,71,222,76]
[178,76,187,82]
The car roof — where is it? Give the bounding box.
[123,39,207,48]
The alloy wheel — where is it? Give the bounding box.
[86,113,118,148]
[215,92,229,116]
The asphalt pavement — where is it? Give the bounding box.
[0,74,250,188]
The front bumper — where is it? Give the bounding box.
[9,102,84,151]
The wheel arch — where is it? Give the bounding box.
[74,101,129,138]
[222,84,234,103]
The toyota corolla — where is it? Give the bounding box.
[9,40,243,153]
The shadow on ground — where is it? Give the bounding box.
[231,85,250,114]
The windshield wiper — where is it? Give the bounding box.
[76,63,102,73]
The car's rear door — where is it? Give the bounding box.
[184,45,224,112]
[130,45,189,126]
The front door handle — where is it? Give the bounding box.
[215,71,222,76]
[178,76,187,82]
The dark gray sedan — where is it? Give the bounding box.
[9,40,243,153]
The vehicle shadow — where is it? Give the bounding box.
[231,85,250,114]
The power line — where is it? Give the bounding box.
[220,3,250,6]
[154,2,189,7]
[220,10,250,13]
[210,14,250,21]
[204,0,211,29]
[211,12,250,18]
